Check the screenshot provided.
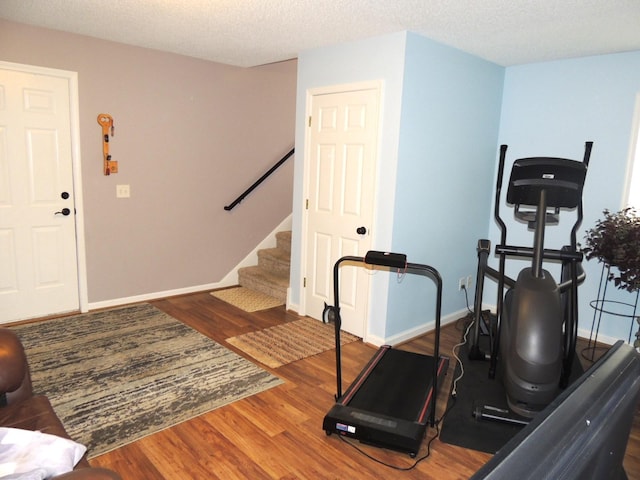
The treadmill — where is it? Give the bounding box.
[322,251,449,457]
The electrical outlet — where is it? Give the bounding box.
[466,275,473,289]
[458,277,466,291]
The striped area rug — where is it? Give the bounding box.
[10,303,283,458]
[226,317,360,368]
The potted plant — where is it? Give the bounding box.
[583,208,640,350]
[583,207,640,293]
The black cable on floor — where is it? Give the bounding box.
[337,419,442,471]
[336,286,473,471]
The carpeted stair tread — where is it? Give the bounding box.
[238,230,291,302]
[238,266,288,301]
[258,247,290,275]
[276,230,291,254]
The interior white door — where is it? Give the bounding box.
[304,85,380,337]
[0,66,79,322]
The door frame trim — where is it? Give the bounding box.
[0,61,89,314]
[299,80,382,340]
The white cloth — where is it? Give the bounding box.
[0,427,86,479]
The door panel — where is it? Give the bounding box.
[0,67,79,321]
[304,86,380,337]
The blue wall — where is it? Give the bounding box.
[385,32,504,338]
[494,51,640,342]
[293,31,504,342]
[294,29,640,344]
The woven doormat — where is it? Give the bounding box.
[211,287,284,312]
[226,317,360,368]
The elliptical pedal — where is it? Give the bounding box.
[473,404,530,427]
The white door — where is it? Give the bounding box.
[0,65,80,322]
[303,85,380,337]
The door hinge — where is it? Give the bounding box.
[308,116,312,127]
[305,198,309,210]
[303,277,306,288]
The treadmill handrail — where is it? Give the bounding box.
[331,253,443,428]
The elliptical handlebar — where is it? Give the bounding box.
[569,141,593,250]
[494,145,509,246]
[583,141,593,167]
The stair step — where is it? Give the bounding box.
[258,247,290,275]
[276,230,291,254]
[236,230,291,303]
[238,266,288,302]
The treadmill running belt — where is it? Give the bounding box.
[347,349,436,421]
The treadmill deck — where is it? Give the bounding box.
[323,346,449,456]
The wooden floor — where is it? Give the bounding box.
[83,291,639,479]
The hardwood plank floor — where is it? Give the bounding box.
[83,292,639,479]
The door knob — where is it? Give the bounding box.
[55,208,71,216]
[356,226,367,235]
[61,192,70,199]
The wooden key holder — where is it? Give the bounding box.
[97,113,117,175]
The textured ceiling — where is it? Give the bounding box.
[1,0,639,67]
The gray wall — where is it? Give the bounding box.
[0,19,297,305]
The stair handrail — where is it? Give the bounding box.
[224,147,295,211]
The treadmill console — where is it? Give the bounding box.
[365,251,407,269]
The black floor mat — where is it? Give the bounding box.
[439,330,583,454]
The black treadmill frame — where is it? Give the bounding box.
[323,252,444,455]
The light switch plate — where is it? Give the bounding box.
[116,184,130,198]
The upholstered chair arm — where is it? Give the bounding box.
[0,327,33,405]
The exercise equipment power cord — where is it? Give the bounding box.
[336,287,475,471]
[452,319,475,398]
[337,317,474,471]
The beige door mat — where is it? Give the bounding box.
[211,286,284,312]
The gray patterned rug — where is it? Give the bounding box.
[10,303,283,458]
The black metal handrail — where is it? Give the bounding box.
[224,147,295,211]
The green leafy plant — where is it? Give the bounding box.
[583,207,640,292]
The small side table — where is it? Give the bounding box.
[585,264,640,361]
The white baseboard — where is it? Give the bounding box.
[365,308,469,348]
[577,327,621,346]
[86,281,232,311]
[285,288,297,312]
[88,215,292,312]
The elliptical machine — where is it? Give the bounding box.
[469,142,592,420]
